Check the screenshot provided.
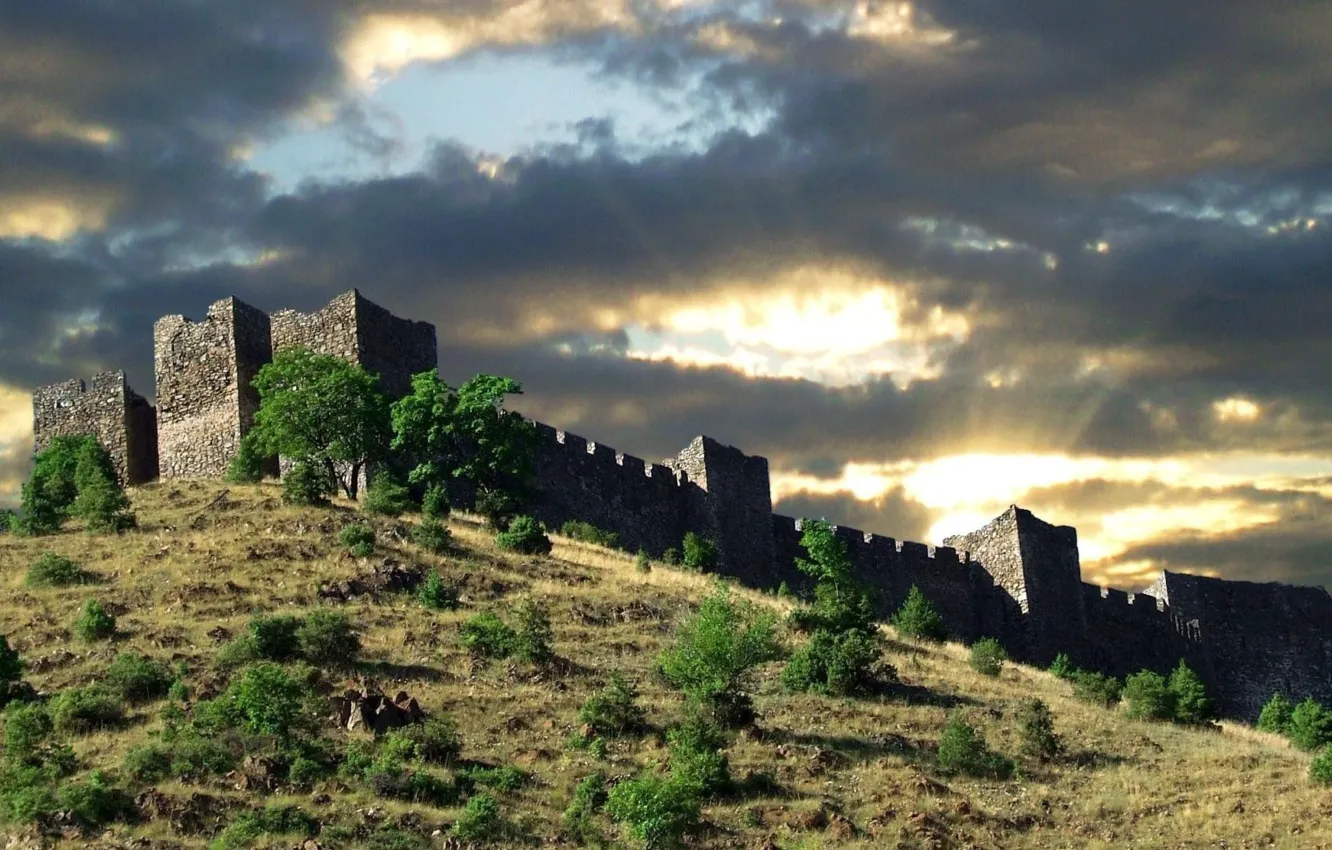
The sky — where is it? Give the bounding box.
[2,0,1331,593]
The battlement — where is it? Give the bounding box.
[32,370,157,486]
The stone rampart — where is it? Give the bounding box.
[32,371,157,486]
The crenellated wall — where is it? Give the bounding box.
[32,371,157,486]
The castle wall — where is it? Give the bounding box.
[669,437,777,585]
[154,297,272,478]
[1080,584,1196,679]
[31,371,158,486]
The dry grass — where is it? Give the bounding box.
[1,480,1330,849]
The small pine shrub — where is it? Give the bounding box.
[461,612,519,659]
[1311,746,1332,785]
[224,434,265,483]
[1071,669,1123,707]
[1257,693,1294,735]
[496,515,552,555]
[70,459,136,533]
[417,571,460,610]
[421,485,451,520]
[681,532,717,572]
[936,713,1014,779]
[1168,660,1213,724]
[296,609,361,665]
[73,598,116,641]
[891,585,946,642]
[1123,670,1176,721]
[0,509,13,533]
[561,520,620,548]
[776,581,793,600]
[25,553,88,588]
[340,523,376,557]
[364,475,415,517]
[452,793,503,842]
[782,628,883,697]
[606,773,701,849]
[636,549,651,573]
[1049,652,1075,680]
[662,548,680,566]
[563,772,608,846]
[1017,698,1062,761]
[282,460,333,507]
[413,519,452,554]
[50,686,125,733]
[104,653,173,703]
[1288,698,1332,751]
[666,716,730,796]
[578,673,647,736]
[514,598,555,666]
[969,638,1007,677]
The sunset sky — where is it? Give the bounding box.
[2,1,1331,592]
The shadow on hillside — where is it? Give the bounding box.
[1063,748,1130,770]
[883,680,980,710]
[761,726,932,768]
[352,659,454,684]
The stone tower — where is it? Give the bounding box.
[31,371,158,486]
[669,436,777,584]
[154,297,273,478]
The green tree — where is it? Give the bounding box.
[0,508,15,533]
[791,519,875,634]
[1123,670,1176,721]
[969,638,1007,677]
[224,432,267,483]
[249,347,391,499]
[1167,660,1212,724]
[1257,693,1294,735]
[17,435,110,535]
[391,370,536,528]
[1288,698,1332,751]
[891,585,946,641]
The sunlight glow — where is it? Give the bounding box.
[0,196,113,240]
[1213,396,1262,423]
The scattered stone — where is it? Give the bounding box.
[334,686,425,733]
[318,558,426,602]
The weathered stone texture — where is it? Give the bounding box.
[155,297,272,478]
[668,436,777,584]
[32,371,158,485]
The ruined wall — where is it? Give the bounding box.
[1080,584,1196,679]
[669,437,777,585]
[32,371,158,486]
[155,297,272,478]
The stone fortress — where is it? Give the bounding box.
[32,290,1332,722]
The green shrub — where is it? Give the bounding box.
[782,628,884,697]
[3,703,53,757]
[0,509,14,533]
[1311,746,1332,785]
[220,614,304,665]
[50,686,124,733]
[205,663,318,742]
[1288,698,1332,751]
[461,612,519,659]
[1049,652,1075,680]
[1257,693,1294,735]
[413,519,452,554]
[1071,669,1123,707]
[210,804,318,850]
[578,673,647,737]
[25,553,89,588]
[969,638,1007,677]
[891,585,946,642]
[776,581,793,600]
[166,731,237,779]
[340,523,376,557]
[563,772,608,846]
[657,584,781,727]
[1017,698,1062,761]
[514,598,555,666]
[73,474,136,533]
[282,460,334,507]
[105,653,173,703]
[459,764,528,792]
[636,549,651,573]
[936,713,1014,779]
[496,514,552,555]
[224,434,266,483]
[453,793,503,842]
[417,571,459,610]
[72,598,116,641]
[421,485,451,520]
[364,475,415,517]
[1123,670,1176,721]
[790,520,877,635]
[390,717,462,765]
[666,716,729,796]
[0,636,22,684]
[122,744,172,783]
[287,756,330,787]
[55,769,134,828]
[561,520,619,548]
[366,827,431,850]
[662,548,680,566]
[1167,660,1212,724]
[606,773,700,849]
[681,533,717,572]
[296,609,361,666]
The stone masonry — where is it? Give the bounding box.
[29,289,1332,723]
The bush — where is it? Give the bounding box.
[364,475,415,517]
[458,764,528,792]
[224,434,265,483]
[282,460,334,507]
[166,732,237,780]
[1049,652,1075,680]
[1288,698,1332,751]
[340,523,376,557]
[891,585,946,642]
[662,548,680,566]
[561,520,619,548]
[50,686,124,733]
[657,585,781,727]
[0,509,13,533]
[1071,669,1123,707]
[55,770,134,829]
[1017,698,1061,761]
[1311,746,1332,785]
[606,774,700,849]
[205,663,319,742]
[666,716,729,795]
[681,533,717,572]
[295,609,361,666]
[366,827,432,850]
[936,713,1014,779]
[105,653,172,703]
[72,474,136,533]
[578,673,647,737]
[413,519,452,554]
[563,772,608,846]
[211,804,318,850]
[1123,670,1176,721]
[453,793,503,842]
[390,716,462,765]
[782,628,884,697]
[495,514,552,555]
[514,598,555,666]
[122,744,172,783]
[636,550,651,574]
[790,519,877,635]
[969,638,1007,677]
[460,612,519,659]
[1168,660,1212,724]
[72,598,116,641]
[221,614,304,665]
[25,553,89,588]
[421,485,451,520]
[417,571,459,610]
[0,636,22,684]
[3,703,53,757]
[1258,693,1294,735]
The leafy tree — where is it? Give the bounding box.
[71,474,135,533]
[1258,693,1294,735]
[681,533,717,572]
[605,773,701,850]
[1071,669,1123,707]
[16,435,118,535]
[250,347,391,499]
[1288,698,1332,751]
[1311,746,1332,785]
[0,509,14,533]
[782,628,885,697]
[892,585,946,642]
[391,370,537,528]
[1123,670,1175,721]
[969,638,1008,677]
[1167,660,1213,724]
[788,520,876,634]
[496,515,552,555]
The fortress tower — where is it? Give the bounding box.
[669,436,777,584]
[32,371,157,486]
[154,297,273,478]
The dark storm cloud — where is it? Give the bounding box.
[772,487,938,545]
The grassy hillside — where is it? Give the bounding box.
[0,480,1328,849]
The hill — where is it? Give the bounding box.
[0,480,1328,850]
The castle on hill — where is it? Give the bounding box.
[31,290,1332,722]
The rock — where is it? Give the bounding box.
[333,686,426,733]
[826,813,858,841]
